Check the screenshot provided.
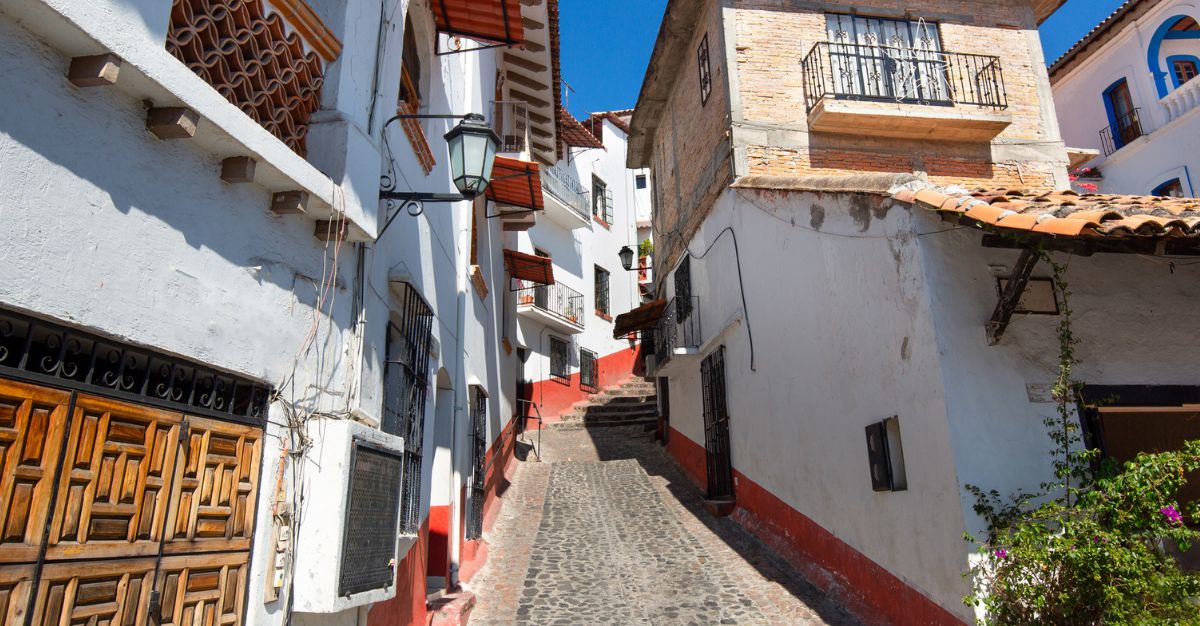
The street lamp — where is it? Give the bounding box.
[619,243,648,269]
[378,112,502,234]
[443,113,500,200]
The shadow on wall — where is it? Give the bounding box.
[580,425,861,626]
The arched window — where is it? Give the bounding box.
[1153,178,1185,198]
[1147,15,1200,97]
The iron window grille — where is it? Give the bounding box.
[674,256,693,321]
[594,265,610,315]
[383,284,435,534]
[654,295,702,371]
[580,349,599,392]
[466,385,488,540]
[0,307,270,424]
[592,175,613,224]
[549,335,571,382]
[700,347,734,499]
[802,14,1007,112]
[339,440,405,596]
[698,33,712,104]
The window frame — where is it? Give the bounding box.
[698,33,712,105]
[580,349,599,392]
[1153,178,1186,198]
[465,385,488,540]
[594,265,610,316]
[591,175,613,224]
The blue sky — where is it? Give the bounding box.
[559,0,1124,118]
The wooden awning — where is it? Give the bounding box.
[434,0,525,46]
[504,250,554,286]
[486,156,544,211]
[613,300,667,338]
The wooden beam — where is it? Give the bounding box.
[220,157,257,184]
[313,220,346,242]
[270,190,309,215]
[67,54,121,87]
[146,107,199,139]
[981,234,1200,257]
[986,249,1038,346]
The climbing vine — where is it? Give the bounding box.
[963,249,1200,625]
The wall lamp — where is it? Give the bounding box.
[618,245,651,272]
[378,113,500,231]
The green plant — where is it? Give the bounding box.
[638,238,653,258]
[964,252,1200,625]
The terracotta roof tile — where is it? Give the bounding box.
[558,106,604,149]
[894,187,1200,240]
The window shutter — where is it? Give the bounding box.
[865,422,893,492]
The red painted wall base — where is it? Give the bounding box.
[667,427,966,626]
[526,343,641,424]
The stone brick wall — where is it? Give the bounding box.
[650,0,734,279]
[731,0,1066,189]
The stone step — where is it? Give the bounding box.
[562,408,659,422]
[547,416,658,430]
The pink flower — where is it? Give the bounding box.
[995,548,1008,559]
[1161,506,1184,526]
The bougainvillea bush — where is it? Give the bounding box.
[964,257,1200,625]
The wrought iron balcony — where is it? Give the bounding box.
[654,296,701,373]
[516,280,585,332]
[166,0,340,157]
[1099,108,1147,156]
[541,163,591,224]
[801,42,1010,141]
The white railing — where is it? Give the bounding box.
[1162,78,1200,122]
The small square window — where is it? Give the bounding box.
[865,417,907,492]
[635,174,648,190]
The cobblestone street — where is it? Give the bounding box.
[466,425,858,625]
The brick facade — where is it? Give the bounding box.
[640,0,1069,279]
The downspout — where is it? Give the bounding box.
[448,199,471,588]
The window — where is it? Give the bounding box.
[383,284,435,534]
[466,385,487,540]
[594,265,610,315]
[592,175,613,224]
[635,174,648,190]
[399,16,421,108]
[580,349,598,392]
[1173,58,1199,87]
[674,255,692,321]
[1154,178,1186,198]
[1103,79,1142,152]
[549,335,570,381]
[865,417,907,492]
[698,33,712,104]
[825,13,948,103]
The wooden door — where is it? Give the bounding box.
[0,377,261,626]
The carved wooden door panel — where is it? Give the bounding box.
[0,380,71,564]
[0,378,261,626]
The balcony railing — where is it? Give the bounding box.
[517,281,585,328]
[166,0,340,157]
[1163,78,1200,123]
[541,163,591,220]
[802,42,1007,113]
[492,100,531,154]
[654,296,701,370]
[1099,108,1147,156]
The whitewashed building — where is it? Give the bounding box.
[511,109,652,423]
[0,0,562,625]
[1052,0,1200,197]
[620,1,1200,624]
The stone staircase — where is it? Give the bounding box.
[555,378,659,428]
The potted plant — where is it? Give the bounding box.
[519,293,534,305]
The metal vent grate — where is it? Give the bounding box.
[339,441,404,596]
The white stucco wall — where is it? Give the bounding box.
[0,0,519,622]
[1052,0,1200,196]
[660,187,972,619]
